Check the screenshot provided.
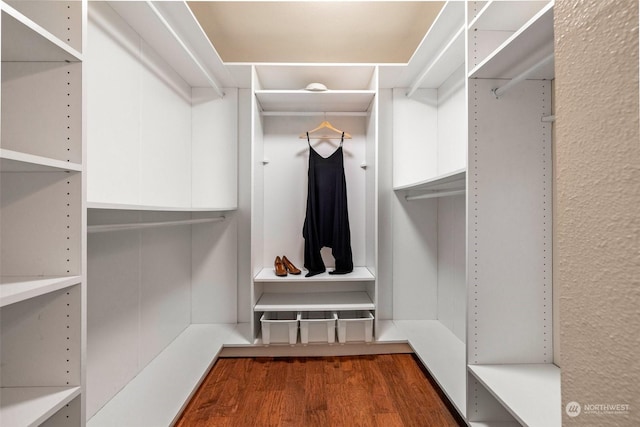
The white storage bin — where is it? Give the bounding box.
[299,311,337,345]
[337,311,374,343]
[260,311,299,345]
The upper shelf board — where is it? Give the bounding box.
[254,65,376,91]
[255,90,376,113]
[394,169,466,193]
[107,1,237,89]
[87,202,235,212]
[469,2,554,80]
[469,1,549,32]
[1,4,82,62]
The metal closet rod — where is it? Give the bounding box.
[145,1,224,98]
[88,217,225,233]
[492,53,554,99]
[405,189,466,201]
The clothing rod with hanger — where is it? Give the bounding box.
[492,53,554,99]
[145,1,225,98]
[88,217,225,233]
[405,189,466,201]
[407,24,465,98]
[261,111,369,117]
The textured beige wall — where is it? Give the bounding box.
[555,0,640,425]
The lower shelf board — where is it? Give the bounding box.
[0,275,82,307]
[393,320,467,419]
[1,386,81,427]
[468,364,561,427]
[254,266,375,282]
[87,324,235,427]
[254,291,375,312]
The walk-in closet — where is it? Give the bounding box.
[3,0,637,426]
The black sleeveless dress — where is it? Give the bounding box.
[303,132,354,277]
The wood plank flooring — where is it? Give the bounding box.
[175,354,463,427]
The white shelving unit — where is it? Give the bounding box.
[468,364,561,427]
[250,63,379,343]
[87,202,233,212]
[466,1,555,425]
[1,0,86,425]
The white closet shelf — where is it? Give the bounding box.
[0,275,82,307]
[394,320,467,418]
[1,386,81,427]
[255,90,376,113]
[87,202,235,212]
[469,2,554,80]
[254,266,374,283]
[88,324,234,427]
[0,149,82,173]
[469,423,521,427]
[468,364,561,427]
[469,1,549,33]
[394,169,466,193]
[1,3,82,62]
[254,291,374,312]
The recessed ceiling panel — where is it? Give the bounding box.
[188,1,444,64]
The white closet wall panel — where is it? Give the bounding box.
[437,194,466,342]
[139,215,192,367]
[392,196,439,320]
[1,172,81,276]
[437,65,467,175]
[468,79,552,364]
[392,88,438,188]
[192,87,238,209]
[365,99,378,277]
[1,286,81,387]
[261,116,367,270]
[86,3,141,205]
[139,42,192,208]
[87,217,140,418]
[251,99,264,281]
[2,61,82,164]
[191,214,238,324]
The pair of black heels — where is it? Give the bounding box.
[274,256,301,277]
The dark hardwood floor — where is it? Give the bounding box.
[175,354,463,427]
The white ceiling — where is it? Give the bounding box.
[188,1,445,64]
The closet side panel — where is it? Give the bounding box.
[437,194,466,342]
[138,41,192,208]
[138,213,192,367]
[86,2,140,205]
[392,195,438,320]
[468,79,552,364]
[86,211,140,418]
[392,88,438,188]
[191,87,238,210]
[377,88,394,319]
[191,214,238,324]
[237,88,252,324]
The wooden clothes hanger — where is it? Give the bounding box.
[299,120,352,140]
